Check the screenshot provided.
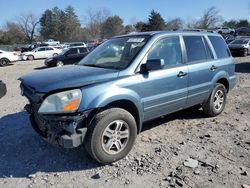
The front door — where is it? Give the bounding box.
[139,36,188,121]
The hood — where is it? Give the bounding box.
[228,44,245,48]
[20,65,119,93]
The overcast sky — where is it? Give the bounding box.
[1,0,249,26]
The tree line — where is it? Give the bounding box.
[0,6,249,45]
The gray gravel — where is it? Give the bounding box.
[0,58,249,188]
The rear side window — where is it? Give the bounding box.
[208,36,231,58]
[79,47,88,53]
[183,36,208,62]
[68,48,78,54]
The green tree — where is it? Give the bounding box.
[223,20,238,28]
[134,21,148,32]
[147,10,166,31]
[40,6,82,42]
[236,19,250,28]
[101,15,124,38]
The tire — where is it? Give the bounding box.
[56,61,64,67]
[27,55,34,60]
[202,83,227,117]
[53,53,58,57]
[243,49,248,57]
[85,108,137,164]
[0,58,10,66]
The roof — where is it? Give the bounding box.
[114,30,220,39]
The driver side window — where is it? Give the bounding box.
[147,36,182,68]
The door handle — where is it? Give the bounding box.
[177,71,187,77]
[210,65,218,71]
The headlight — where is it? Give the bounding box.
[38,89,82,114]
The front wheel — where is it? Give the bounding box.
[27,55,34,60]
[56,61,64,67]
[202,83,227,117]
[243,48,248,57]
[85,108,137,164]
[0,58,10,66]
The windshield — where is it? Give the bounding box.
[230,39,249,44]
[78,36,150,70]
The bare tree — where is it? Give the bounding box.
[195,6,222,29]
[17,13,39,44]
[85,8,110,39]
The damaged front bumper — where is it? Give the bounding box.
[25,104,91,148]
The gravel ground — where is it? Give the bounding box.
[0,58,249,188]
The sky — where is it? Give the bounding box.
[1,0,250,27]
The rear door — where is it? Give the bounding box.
[139,36,188,121]
[183,35,216,107]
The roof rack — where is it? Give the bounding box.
[180,29,216,33]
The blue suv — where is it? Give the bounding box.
[20,31,236,164]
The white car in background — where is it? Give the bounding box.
[21,46,62,60]
[0,50,19,66]
[215,27,235,35]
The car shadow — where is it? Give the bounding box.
[235,62,250,73]
[34,66,48,70]
[0,107,208,178]
[0,111,100,178]
[142,106,207,132]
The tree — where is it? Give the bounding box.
[166,18,184,30]
[236,19,250,28]
[195,6,222,29]
[60,6,81,41]
[147,10,166,31]
[223,20,238,28]
[40,6,82,42]
[0,22,26,44]
[134,21,148,32]
[85,8,110,39]
[40,7,64,40]
[124,25,136,34]
[17,13,39,44]
[101,15,124,38]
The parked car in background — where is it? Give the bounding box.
[45,46,89,67]
[225,35,236,44]
[63,42,87,49]
[21,43,49,53]
[228,38,250,56]
[215,27,235,35]
[21,47,62,60]
[0,80,7,99]
[43,39,60,46]
[20,31,236,164]
[0,50,19,66]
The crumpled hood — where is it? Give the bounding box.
[20,65,119,93]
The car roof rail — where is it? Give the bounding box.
[180,28,216,33]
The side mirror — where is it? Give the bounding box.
[141,59,165,72]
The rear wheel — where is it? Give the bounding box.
[85,108,137,164]
[202,83,227,117]
[53,53,58,57]
[0,58,10,66]
[27,55,34,60]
